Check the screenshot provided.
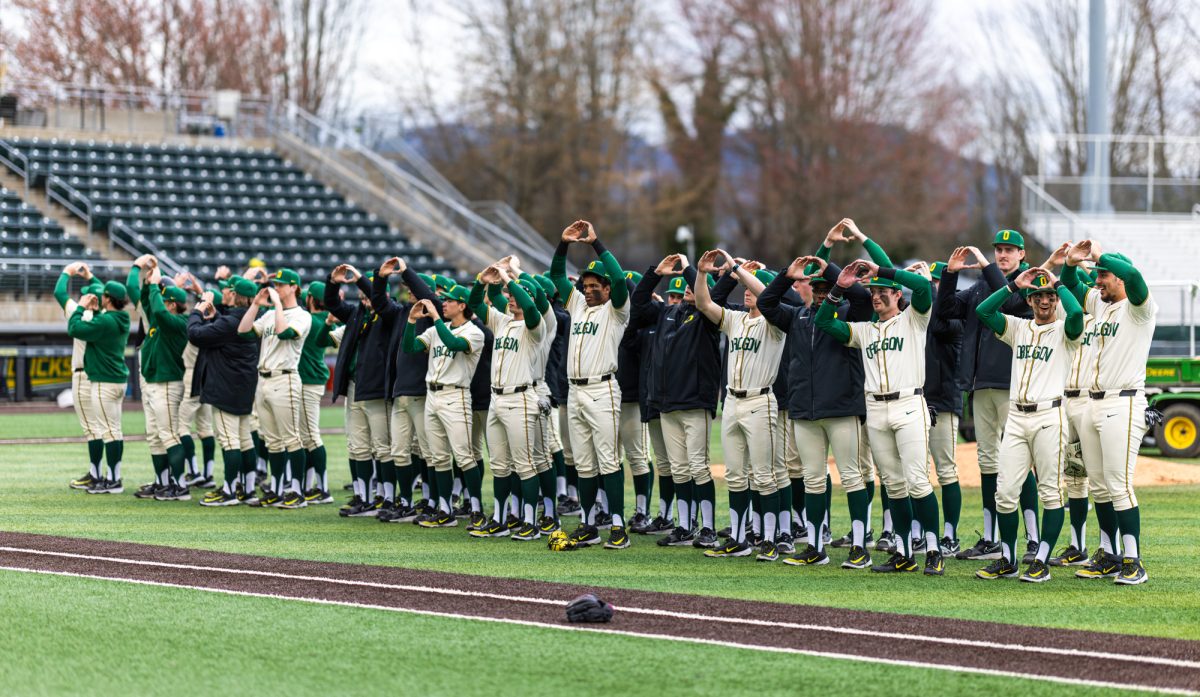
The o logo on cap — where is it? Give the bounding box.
[1002,231,1011,241]
[275,270,283,278]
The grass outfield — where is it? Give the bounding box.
[0,571,1104,697]
[1,409,1197,643]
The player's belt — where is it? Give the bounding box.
[1014,398,1062,413]
[728,387,771,398]
[259,369,295,378]
[492,384,534,395]
[1064,389,1082,398]
[427,382,465,392]
[1088,389,1142,400]
[569,373,614,386]
[870,388,923,402]
[74,368,85,373]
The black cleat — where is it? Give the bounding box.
[512,523,542,542]
[1075,550,1122,579]
[304,488,335,504]
[593,511,614,530]
[841,545,872,570]
[704,539,753,558]
[956,534,1002,561]
[278,491,308,509]
[452,501,472,519]
[658,526,695,547]
[776,532,796,555]
[637,515,674,535]
[86,478,124,495]
[874,531,899,553]
[976,557,1020,580]
[134,483,163,499]
[912,537,927,553]
[1020,559,1052,583]
[603,525,630,549]
[417,511,458,528]
[383,504,419,523]
[716,526,732,538]
[755,541,780,562]
[1022,538,1039,564]
[568,524,602,546]
[339,495,365,517]
[830,530,854,549]
[154,483,191,501]
[692,527,719,549]
[468,512,488,531]
[537,516,560,534]
[627,512,648,531]
[871,552,919,573]
[1049,545,1088,567]
[557,496,582,517]
[924,550,945,576]
[938,536,961,556]
[69,472,98,490]
[200,489,240,507]
[1113,557,1148,586]
[469,519,510,538]
[783,545,829,566]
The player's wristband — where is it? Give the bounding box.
[1053,280,1064,289]
[827,286,845,303]
[591,240,608,256]
[1006,281,1018,294]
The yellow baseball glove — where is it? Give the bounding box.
[547,529,577,551]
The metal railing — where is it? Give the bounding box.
[0,256,131,296]
[45,174,94,233]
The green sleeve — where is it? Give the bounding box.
[814,300,852,344]
[815,243,831,262]
[549,245,574,303]
[892,269,931,313]
[434,320,471,352]
[277,328,299,340]
[975,286,1011,336]
[402,322,423,354]
[1097,254,1149,305]
[315,319,334,347]
[508,280,539,329]
[1059,286,1084,339]
[531,283,549,315]
[599,250,627,308]
[126,267,142,308]
[468,280,489,323]
[486,282,507,313]
[147,285,168,325]
[1060,265,1089,306]
[864,239,894,269]
[54,273,71,309]
[67,306,110,341]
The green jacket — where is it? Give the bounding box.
[298,310,335,385]
[139,283,188,383]
[68,307,130,383]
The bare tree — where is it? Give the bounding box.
[273,0,364,115]
[9,0,155,86]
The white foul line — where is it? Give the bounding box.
[1,545,1198,673]
[0,564,1194,697]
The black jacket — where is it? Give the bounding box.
[187,307,259,415]
[616,278,643,405]
[758,264,872,421]
[326,275,393,402]
[936,264,1032,392]
[546,304,570,407]
[631,266,721,414]
[470,317,493,411]
[372,267,436,399]
[925,305,965,415]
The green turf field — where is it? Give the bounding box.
[0,570,1103,697]
[1,408,1196,643]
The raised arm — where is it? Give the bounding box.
[594,238,627,308]
[873,266,932,313]
[975,285,1011,336]
[507,278,540,329]
[758,268,796,331]
[433,320,471,353]
[692,251,725,325]
[67,306,112,341]
[324,266,356,323]
[1098,253,1149,305]
[467,279,491,323]
[187,311,229,347]
[630,265,664,328]
[370,264,401,319]
[54,271,72,309]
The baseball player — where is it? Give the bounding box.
[236,268,312,509]
[1062,241,1157,585]
[371,258,439,523]
[937,233,1042,563]
[402,287,486,528]
[540,275,580,517]
[815,258,945,576]
[326,264,396,518]
[171,272,217,489]
[616,272,655,531]
[549,220,632,549]
[130,261,192,501]
[58,263,108,491]
[297,281,335,504]
[631,255,722,549]
[190,277,262,506]
[466,262,546,540]
[973,268,1083,582]
[65,277,131,493]
[693,251,787,560]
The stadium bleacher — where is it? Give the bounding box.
[0,137,455,286]
[0,186,104,293]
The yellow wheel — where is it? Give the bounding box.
[1157,404,1200,458]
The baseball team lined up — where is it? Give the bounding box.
[55,217,1156,585]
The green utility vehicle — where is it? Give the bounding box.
[1146,356,1200,458]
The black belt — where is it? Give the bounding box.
[1089,389,1142,400]
[871,388,923,402]
[427,382,464,392]
[1015,398,1061,413]
[259,369,295,378]
[728,387,771,398]
[1064,389,1082,398]
[569,373,613,386]
[74,368,85,374]
[492,384,532,395]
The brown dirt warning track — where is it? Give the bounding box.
[0,531,1198,694]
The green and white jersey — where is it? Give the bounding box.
[485,307,545,388]
[252,306,312,372]
[996,316,1080,404]
[564,290,629,379]
[1082,288,1157,391]
[1065,314,1097,392]
[845,307,930,394]
[718,308,785,391]
[417,321,485,388]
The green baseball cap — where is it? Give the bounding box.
[417,273,435,290]
[517,279,538,297]
[535,275,557,298]
[306,281,326,303]
[706,274,715,289]
[666,276,688,295]
[753,269,777,285]
[83,281,105,296]
[993,229,1025,249]
[443,285,471,303]
[161,286,187,304]
[271,268,301,286]
[580,260,609,283]
[929,261,948,281]
[233,277,259,298]
[103,280,127,301]
[430,274,457,292]
[866,277,903,291]
[1094,252,1132,273]
[1023,273,1057,298]
[624,270,643,285]
[362,270,375,283]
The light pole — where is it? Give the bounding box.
[675,225,695,263]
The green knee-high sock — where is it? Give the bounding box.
[309,445,328,490]
[151,453,168,485]
[180,434,196,474]
[490,475,511,521]
[889,496,914,557]
[912,492,941,552]
[880,491,893,532]
[578,475,600,525]
[676,479,695,529]
[824,475,833,529]
[789,477,805,521]
[633,472,653,515]
[1094,501,1121,555]
[657,476,675,517]
[761,490,781,542]
[268,451,288,495]
[396,463,416,506]
[221,449,242,493]
[537,468,557,517]
[410,455,427,496]
[603,469,626,526]
[998,510,1021,564]
[166,443,186,486]
[379,459,397,502]
[553,450,566,478]
[566,463,579,489]
[201,436,216,474]
[520,476,540,524]
[864,478,875,504]
[729,489,751,543]
[1068,496,1089,551]
[1038,506,1065,563]
[847,489,870,547]
[287,449,307,493]
[464,465,484,512]
[804,490,829,551]
[696,479,716,530]
[777,483,793,533]
[749,489,762,532]
[1019,472,1040,541]
[980,473,999,541]
[240,448,257,491]
[1115,506,1141,559]
[434,469,454,512]
[425,460,439,503]
[252,431,268,465]
[507,472,522,516]
[941,482,962,541]
[87,439,104,478]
